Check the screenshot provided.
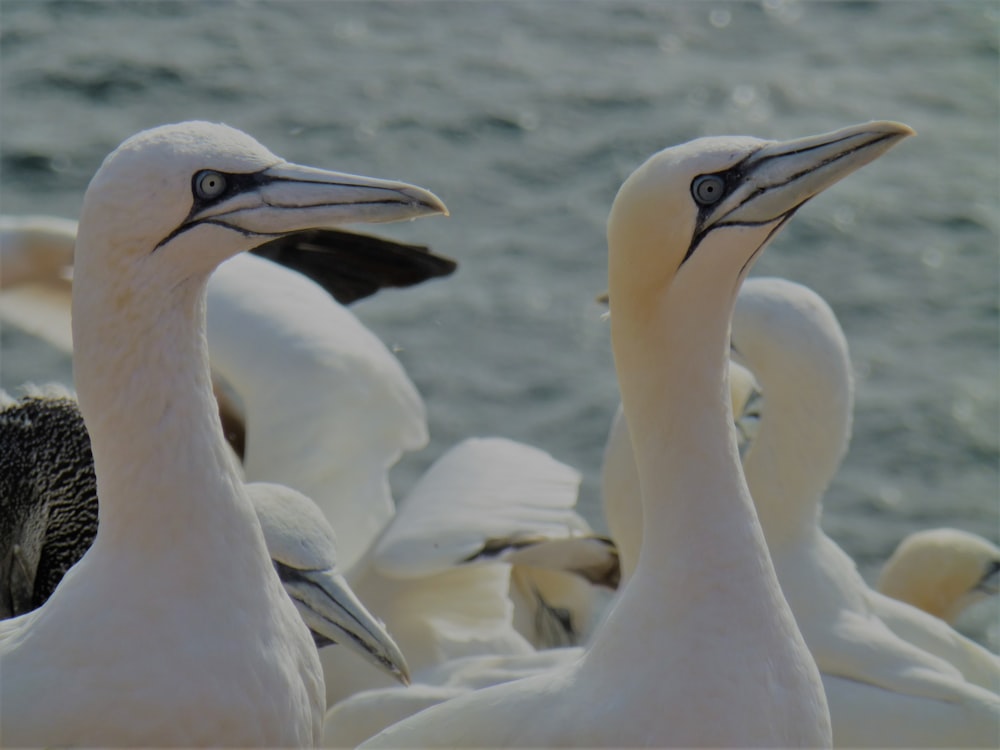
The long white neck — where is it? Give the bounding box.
[586,256,794,669]
[71,238,262,567]
[618,279,774,587]
[740,338,852,551]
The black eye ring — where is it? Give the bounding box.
[194,170,228,200]
[691,174,726,206]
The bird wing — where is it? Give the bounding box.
[0,278,74,354]
[812,607,1000,704]
[250,228,456,305]
[372,437,586,579]
[207,253,428,569]
[866,588,1000,694]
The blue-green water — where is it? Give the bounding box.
[1,0,997,644]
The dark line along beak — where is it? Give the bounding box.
[699,121,915,238]
[165,161,447,247]
[277,562,411,686]
[974,559,1000,596]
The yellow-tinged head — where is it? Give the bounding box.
[878,527,1000,623]
[607,121,915,311]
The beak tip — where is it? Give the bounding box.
[874,119,916,140]
[407,188,449,218]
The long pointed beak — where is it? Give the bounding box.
[708,120,914,230]
[188,161,447,237]
[278,564,411,685]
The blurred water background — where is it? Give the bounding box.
[1,0,997,645]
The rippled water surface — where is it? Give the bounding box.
[1,0,997,644]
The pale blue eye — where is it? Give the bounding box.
[194,170,227,200]
[692,174,725,205]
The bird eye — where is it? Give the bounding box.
[691,174,726,206]
[194,170,228,200]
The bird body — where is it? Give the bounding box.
[207,251,426,570]
[733,277,1000,744]
[0,214,77,288]
[0,121,445,746]
[0,218,444,572]
[0,390,412,690]
[603,274,1000,746]
[0,215,612,715]
[321,436,607,708]
[366,122,913,748]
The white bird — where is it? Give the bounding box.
[324,648,582,747]
[0,215,77,352]
[0,215,447,567]
[0,216,616,706]
[244,481,410,683]
[735,277,1000,745]
[0,214,456,362]
[878,527,1000,625]
[205,250,428,570]
[604,275,1000,746]
[0,121,446,747]
[322,436,603,746]
[0,216,445,570]
[0,387,410,685]
[364,121,914,748]
[320,436,614,708]
[0,214,78,289]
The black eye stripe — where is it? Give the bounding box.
[188,169,273,214]
[151,169,275,252]
[679,150,762,268]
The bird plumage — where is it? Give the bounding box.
[365,121,914,748]
[0,121,445,747]
[603,274,1000,746]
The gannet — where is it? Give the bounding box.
[365,121,914,748]
[0,213,455,299]
[0,215,450,568]
[205,250,428,570]
[735,278,1000,745]
[0,214,457,471]
[0,388,410,684]
[320,436,615,707]
[324,648,583,747]
[0,215,613,703]
[0,215,77,352]
[321,438,604,745]
[878,527,1000,624]
[244,481,410,684]
[0,121,446,747]
[604,275,1000,745]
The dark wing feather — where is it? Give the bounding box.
[250,228,457,305]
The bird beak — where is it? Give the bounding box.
[706,120,915,230]
[186,161,448,237]
[974,560,1000,596]
[278,564,411,686]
